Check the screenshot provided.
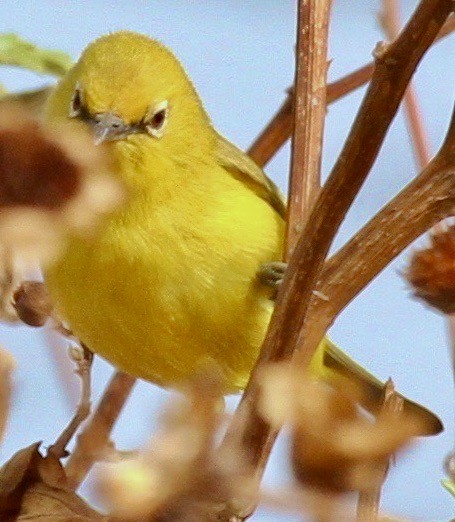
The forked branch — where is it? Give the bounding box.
[298,104,455,364]
[65,371,136,488]
[223,0,454,490]
[248,14,455,168]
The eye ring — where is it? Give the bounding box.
[145,100,169,138]
[69,83,84,118]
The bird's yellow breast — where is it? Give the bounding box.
[46,146,284,391]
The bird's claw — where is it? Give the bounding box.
[257,261,287,288]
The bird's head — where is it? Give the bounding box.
[47,31,215,165]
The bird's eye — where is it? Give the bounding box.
[145,101,169,138]
[69,84,84,118]
[150,110,166,129]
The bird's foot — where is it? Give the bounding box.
[257,261,287,288]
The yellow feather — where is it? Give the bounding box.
[44,31,441,434]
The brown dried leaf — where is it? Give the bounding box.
[99,372,254,521]
[17,481,105,521]
[258,364,421,494]
[0,443,105,521]
[0,443,41,514]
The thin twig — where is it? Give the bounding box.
[248,14,455,168]
[381,0,432,170]
[298,103,455,366]
[248,65,373,169]
[449,315,455,385]
[45,330,80,410]
[403,85,432,168]
[65,371,136,489]
[47,344,93,459]
[357,379,403,521]
[357,477,382,518]
[286,0,331,255]
[223,0,453,493]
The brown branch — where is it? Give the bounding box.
[247,65,373,169]
[286,0,331,256]
[48,344,93,460]
[298,104,455,364]
[45,331,80,410]
[403,85,432,168]
[65,371,136,489]
[223,0,453,491]
[248,14,455,168]
[357,379,402,521]
[381,0,432,170]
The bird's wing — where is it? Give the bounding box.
[322,338,443,435]
[215,131,287,219]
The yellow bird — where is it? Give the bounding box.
[44,31,442,434]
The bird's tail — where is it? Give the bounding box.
[312,338,443,436]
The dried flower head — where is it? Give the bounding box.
[0,105,123,255]
[0,117,81,208]
[98,372,254,521]
[258,364,424,495]
[0,105,123,320]
[406,224,455,314]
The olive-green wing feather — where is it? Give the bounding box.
[215,131,287,219]
[322,338,443,435]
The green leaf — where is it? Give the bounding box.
[0,33,73,77]
[442,478,455,497]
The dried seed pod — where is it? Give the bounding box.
[13,281,53,327]
[406,225,455,314]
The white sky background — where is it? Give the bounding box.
[1,1,454,519]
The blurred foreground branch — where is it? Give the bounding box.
[380,0,432,169]
[65,372,136,489]
[356,380,403,521]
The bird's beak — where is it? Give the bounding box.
[93,125,110,145]
[91,112,132,145]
